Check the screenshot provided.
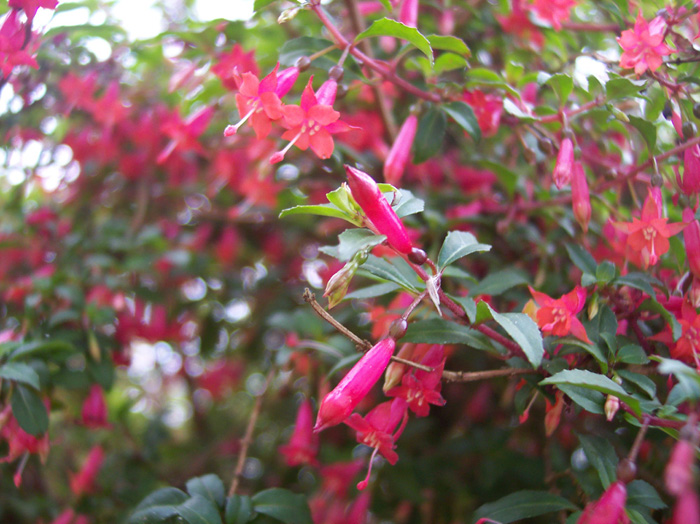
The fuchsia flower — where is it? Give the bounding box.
[70,445,105,497]
[615,187,685,269]
[344,398,409,490]
[345,165,414,255]
[81,384,109,429]
[577,481,628,524]
[672,300,700,367]
[386,344,446,417]
[0,10,39,76]
[678,145,700,195]
[279,399,319,467]
[462,89,502,137]
[314,338,396,432]
[157,105,214,165]
[665,438,695,496]
[270,78,352,163]
[399,0,419,28]
[617,12,673,76]
[211,43,259,91]
[685,218,700,280]
[0,404,50,487]
[8,0,58,22]
[553,138,574,189]
[572,162,591,233]
[671,490,700,524]
[528,0,577,31]
[384,114,418,186]
[528,285,591,343]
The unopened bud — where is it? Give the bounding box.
[604,394,620,421]
[278,6,300,23]
[571,162,591,233]
[663,101,673,119]
[665,437,696,495]
[684,121,697,139]
[616,458,637,484]
[389,318,408,340]
[537,136,553,155]
[329,65,344,82]
[336,84,348,99]
[324,260,359,309]
[408,248,426,265]
[295,55,311,72]
[553,137,574,189]
[383,343,414,392]
[384,114,418,186]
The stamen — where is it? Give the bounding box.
[224,105,257,137]
[269,130,303,164]
[357,446,380,490]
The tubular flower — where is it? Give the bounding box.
[685,219,700,280]
[314,338,396,432]
[673,301,700,367]
[462,89,502,137]
[345,165,414,254]
[279,398,319,467]
[671,490,700,524]
[344,398,409,490]
[399,0,418,28]
[577,481,628,524]
[8,0,58,22]
[224,64,286,139]
[386,344,446,417]
[677,145,700,195]
[617,11,673,76]
[384,114,418,186]
[614,188,685,269]
[664,437,696,496]
[70,445,105,497]
[81,384,109,429]
[271,77,352,163]
[571,162,591,232]
[528,285,591,343]
[553,137,574,189]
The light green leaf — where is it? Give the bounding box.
[359,255,421,292]
[319,229,386,261]
[355,18,434,66]
[472,490,578,523]
[0,362,41,390]
[9,339,76,361]
[279,204,357,223]
[391,188,425,218]
[628,115,657,151]
[565,244,597,276]
[540,72,574,103]
[251,488,313,524]
[441,101,481,142]
[606,77,646,100]
[426,35,470,56]
[437,231,491,270]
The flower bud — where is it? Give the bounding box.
[671,489,700,524]
[275,66,300,98]
[571,162,591,233]
[383,343,414,392]
[345,165,414,254]
[678,145,700,195]
[577,481,627,524]
[604,394,620,422]
[279,399,319,467]
[665,438,696,495]
[316,78,338,106]
[553,138,574,189]
[314,338,396,432]
[685,219,700,280]
[384,114,418,186]
[324,258,360,309]
[399,0,419,27]
[81,384,109,429]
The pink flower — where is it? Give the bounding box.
[553,138,574,189]
[314,338,396,432]
[81,384,109,429]
[677,145,700,195]
[462,89,502,137]
[665,438,695,495]
[8,0,58,22]
[384,114,418,186]
[685,219,700,280]
[211,43,259,91]
[344,398,408,489]
[70,445,105,497]
[345,165,414,255]
[572,162,591,233]
[157,106,214,164]
[528,0,577,31]
[386,344,446,417]
[279,399,319,467]
[577,481,628,524]
[528,285,591,343]
[399,0,418,28]
[671,489,700,524]
[617,12,673,76]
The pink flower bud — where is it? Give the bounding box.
[279,399,319,467]
[70,445,105,497]
[665,438,696,495]
[572,162,591,233]
[553,137,574,189]
[275,66,300,98]
[685,219,700,280]
[316,78,338,106]
[577,481,627,524]
[678,145,700,195]
[314,338,396,432]
[671,489,700,524]
[604,394,620,422]
[81,384,109,429]
[345,165,414,254]
[399,0,418,27]
[384,114,418,186]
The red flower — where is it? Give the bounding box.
[70,445,105,497]
[0,10,38,76]
[572,161,591,233]
[528,0,577,31]
[211,43,259,91]
[577,481,628,524]
[344,398,409,489]
[677,144,700,195]
[270,78,353,163]
[279,399,319,467]
[615,188,685,269]
[617,12,673,76]
[157,105,214,165]
[386,344,446,417]
[529,285,591,343]
[672,301,700,367]
[8,0,58,22]
[462,89,502,137]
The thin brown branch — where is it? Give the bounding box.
[442,367,535,383]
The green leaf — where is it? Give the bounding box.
[472,490,578,523]
[596,261,617,284]
[655,357,700,401]
[11,384,49,436]
[176,495,223,524]
[627,480,667,510]
[360,255,420,292]
[278,204,356,223]
[453,295,477,323]
[130,488,188,523]
[345,282,400,300]
[479,303,544,368]
[614,272,661,298]
[426,35,470,56]
[319,229,386,261]
[606,77,646,100]
[558,385,604,414]
[403,318,492,351]
[565,244,597,276]
[251,488,313,524]
[254,0,277,11]
[186,474,226,508]
[540,369,641,416]
[128,505,179,523]
[356,18,434,66]
[640,298,682,340]
[540,72,574,103]
[628,115,657,151]
[437,231,491,270]
[0,362,40,390]
[9,339,76,361]
[225,495,254,524]
[468,268,529,297]
[441,101,481,142]
[616,345,649,365]
[432,53,468,75]
[413,107,447,163]
[617,370,656,398]
[502,98,535,122]
[578,434,618,487]
[391,188,425,218]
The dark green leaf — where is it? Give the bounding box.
[355,18,434,66]
[135,488,189,510]
[615,272,660,298]
[251,488,313,524]
[404,319,492,351]
[468,269,529,296]
[437,231,491,270]
[176,495,223,524]
[359,255,420,292]
[0,362,40,390]
[130,488,188,523]
[616,345,649,365]
[479,303,544,368]
[596,261,617,283]
[640,298,682,340]
[578,434,618,487]
[441,101,481,142]
[11,384,49,436]
[426,35,470,56]
[186,474,226,508]
[565,244,597,276]
[9,339,76,361]
[626,480,667,510]
[453,295,477,323]
[617,370,656,398]
[472,490,578,523]
[327,353,362,378]
[225,495,254,524]
[558,385,605,414]
[413,107,446,163]
[319,229,386,261]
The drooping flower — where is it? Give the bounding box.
[270,78,353,163]
[314,338,396,432]
[344,398,409,489]
[70,445,105,497]
[685,218,700,280]
[672,301,700,367]
[614,188,686,269]
[384,114,418,186]
[670,489,700,524]
[345,165,414,255]
[462,89,502,137]
[0,10,39,76]
[528,0,577,31]
[577,481,628,524]
[386,344,446,417]
[279,398,319,467]
[528,285,591,343]
[497,1,544,47]
[81,384,109,429]
[617,12,673,76]
[572,161,591,232]
[211,43,259,91]
[157,105,214,165]
[399,0,419,28]
[553,137,574,189]
[677,145,700,195]
[665,437,696,496]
